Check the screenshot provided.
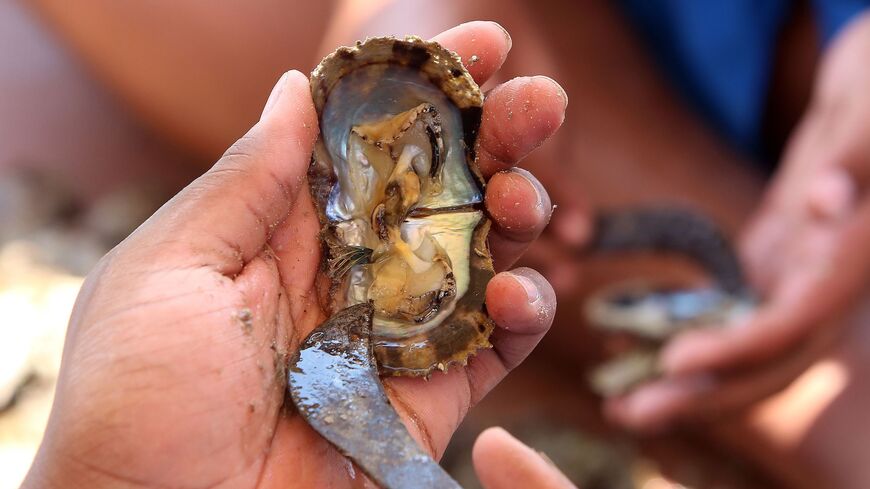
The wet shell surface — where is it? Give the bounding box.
[308,36,495,376]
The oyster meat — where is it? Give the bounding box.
[308,36,494,376]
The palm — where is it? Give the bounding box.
[33,189,317,488]
[148,194,329,488]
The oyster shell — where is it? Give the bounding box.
[583,208,756,396]
[308,36,495,376]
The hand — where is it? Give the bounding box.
[473,428,577,489]
[22,22,566,489]
[606,11,870,431]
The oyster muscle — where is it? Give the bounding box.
[309,36,494,376]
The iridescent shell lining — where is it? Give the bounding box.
[308,36,494,376]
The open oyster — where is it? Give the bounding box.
[583,208,755,396]
[308,37,495,376]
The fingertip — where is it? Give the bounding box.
[482,268,555,371]
[473,427,576,489]
[464,20,512,54]
[479,75,567,175]
[471,426,513,485]
[259,69,319,147]
[432,21,512,85]
[473,426,512,461]
[165,71,317,272]
[261,70,306,116]
[283,69,312,97]
[489,21,513,53]
[660,330,726,375]
[485,167,554,270]
[473,427,521,472]
[602,393,666,433]
[486,268,556,335]
[535,75,568,111]
[602,381,697,434]
[261,71,290,120]
[486,168,552,240]
[807,168,857,221]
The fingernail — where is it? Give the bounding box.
[536,75,568,110]
[512,168,546,214]
[492,21,513,52]
[510,272,541,304]
[261,71,290,120]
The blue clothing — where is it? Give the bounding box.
[619,0,869,162]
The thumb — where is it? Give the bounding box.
[473,427,577,489]
[127,70,319,277]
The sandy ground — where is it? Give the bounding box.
[0,3,187,486]
[0,247,77,489]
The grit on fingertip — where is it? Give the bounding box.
[432,21,512,85]
[487,169,551,236]
[486,267,556,336]
[538,75,568,110]
[477,75,567,176]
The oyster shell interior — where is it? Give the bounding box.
[310,37,494,375]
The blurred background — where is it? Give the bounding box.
[2,1,869,488]
[0,2,195,486]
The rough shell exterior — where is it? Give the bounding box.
[308,36,495,376]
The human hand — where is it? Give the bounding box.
[473,428,577,489]
[606,11,870,431]
[22,21,566,489]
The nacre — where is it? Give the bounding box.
[308,36,494,376]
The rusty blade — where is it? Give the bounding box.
[287,303,461,489]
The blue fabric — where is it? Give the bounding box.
[813,0,870,42]
[619,0,870,161]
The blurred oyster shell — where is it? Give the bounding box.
[308,36,494,376]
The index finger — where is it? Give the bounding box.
[660,277,837,376]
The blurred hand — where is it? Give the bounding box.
[22,22,565,489]
[607,11,870,431]
[474,428,578,489]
